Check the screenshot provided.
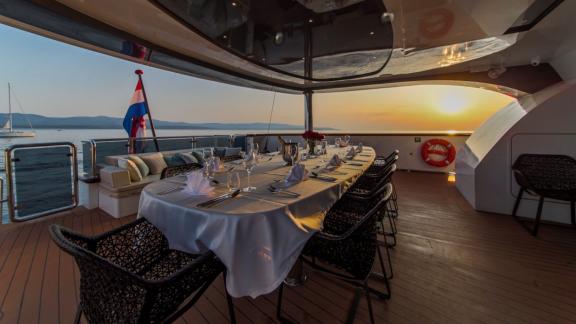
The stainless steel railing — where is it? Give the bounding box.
[4,142,78,222]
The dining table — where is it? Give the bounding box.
[138,146,376,298]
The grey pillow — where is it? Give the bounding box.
[191,151,206,166]
[178,152,198,164]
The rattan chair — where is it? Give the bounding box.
[276,184,393,324]
[349,163,399,248]
[49,218,236,324]
[512,154,576,236]
[160,162,202,179]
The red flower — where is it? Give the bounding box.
[302,131,325,141]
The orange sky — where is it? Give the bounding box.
[313,85,516,131]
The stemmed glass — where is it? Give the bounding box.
[242,152,258,192]
[227,172,241,192]
[289,144,299,166]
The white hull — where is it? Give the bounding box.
[0,131,35,138]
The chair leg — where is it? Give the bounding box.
[276,283,292,324]
[223,275,237,324]
[571,201,575,227]
[532,196,544,236]
[364,282,375,324]
[74,304,82,324]
[345,287,363,324]
[512,188,524,218]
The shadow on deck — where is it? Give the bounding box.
[0,171,575,323]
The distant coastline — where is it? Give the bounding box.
[0,113,335,130]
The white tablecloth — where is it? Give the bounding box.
[138,147,375,298]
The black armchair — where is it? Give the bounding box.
[512,154,576,236]
[49,218,236,323]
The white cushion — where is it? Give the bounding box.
[118,158,143,182]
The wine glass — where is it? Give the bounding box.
[335,137,341,148]
[289,145,299,166]
[227,172,241,191]
[243,152,258,192]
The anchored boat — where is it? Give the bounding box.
[0,83,35,138]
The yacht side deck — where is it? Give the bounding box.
[0,171,574,323]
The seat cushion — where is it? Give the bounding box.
[117,158,143,182]
[128,155,150,177]
[164,155,186,167]
[178,152,198,164]
[141,152,168,175]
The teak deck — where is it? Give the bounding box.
[0,171,575,323]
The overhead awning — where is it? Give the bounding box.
[0,0,564,93]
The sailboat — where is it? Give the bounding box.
[0,83,35,138]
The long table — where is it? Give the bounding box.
[138,146,376,298]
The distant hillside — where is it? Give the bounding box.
[0,113,333,130]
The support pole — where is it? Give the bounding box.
[304,90,313,132]
[135,70,160,152]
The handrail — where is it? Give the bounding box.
[4,142,78,222]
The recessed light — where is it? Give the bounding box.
[231,2,237,6]
[369,31,375,36]
[223,35,228,39]
[308,18,314,23]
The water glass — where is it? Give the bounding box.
[227,172,241,191]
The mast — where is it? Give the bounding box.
[8,83,12,132]
[135,70,160,152]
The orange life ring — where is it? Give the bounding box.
[421,139,456,167]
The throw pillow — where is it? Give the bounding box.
[140,152,168,175]
[127,155,150,177]
[117,158,143,182]
[191,151,206,166]
[163,154,186,167]
[178,152,198,164]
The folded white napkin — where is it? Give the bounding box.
[328,154,343,167]
[285,163,309,183]
[183,171,214,195]
[339,140,349,148]
[346,147,357,159]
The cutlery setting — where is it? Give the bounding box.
[267,185,300,197]
[310,172,337,182]
[157,185,184,195]
[197,189,241,208]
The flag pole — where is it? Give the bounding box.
[135,69,160,152]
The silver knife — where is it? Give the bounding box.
[197,189,241,208]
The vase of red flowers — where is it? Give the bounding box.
[302,130,325,155]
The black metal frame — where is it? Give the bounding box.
[276,184,394,324]
[49,218,237,323]
[511,154,576,236]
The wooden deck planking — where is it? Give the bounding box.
[0,171,573,323]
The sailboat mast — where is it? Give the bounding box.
[8,83,12,132]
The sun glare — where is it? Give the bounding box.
[438,93,469,115]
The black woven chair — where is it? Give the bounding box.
[349,163,399,248]
[160,162,202,179]
[512,154,576,236]
[49,218,236,324]
[277,184,393,324]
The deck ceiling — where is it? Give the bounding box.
[0,0,570,93]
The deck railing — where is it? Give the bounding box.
[0,132,471,223]
[4,142,78,222]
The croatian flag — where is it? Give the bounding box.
[123,79,147,153]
